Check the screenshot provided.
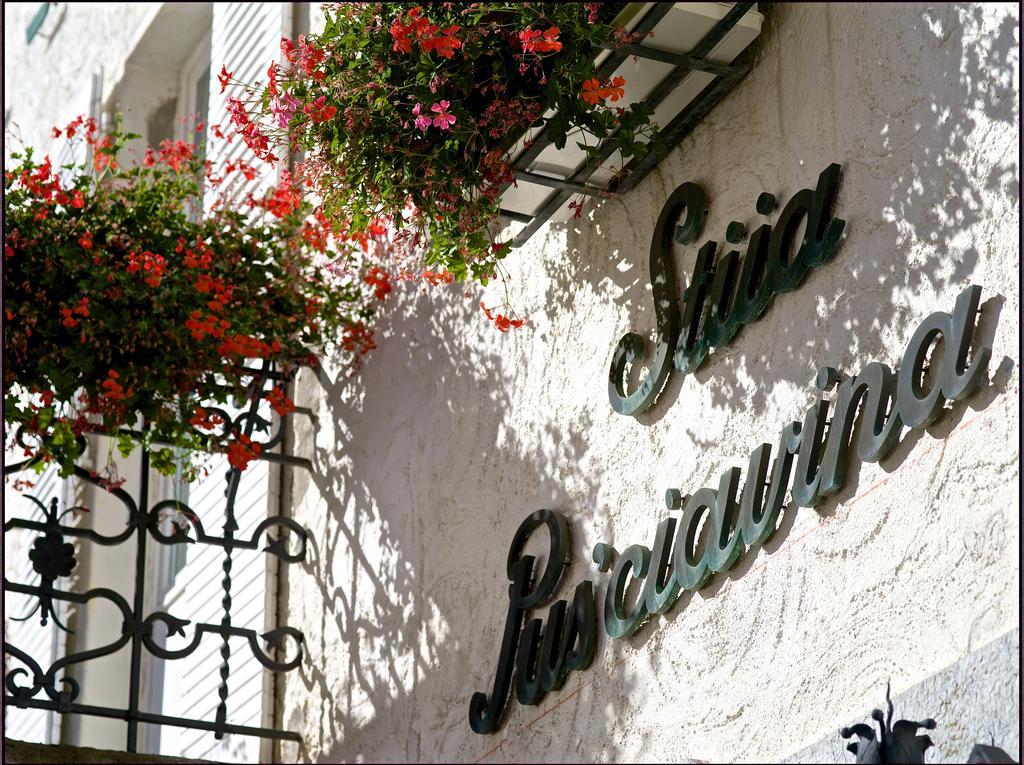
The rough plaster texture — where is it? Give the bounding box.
[277,3,1020,763]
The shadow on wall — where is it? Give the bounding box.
[543,3,1018,426]
[277,282,624,762]
[273,3,1017,763]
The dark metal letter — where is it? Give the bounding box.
[673,241,717,374]
[469,555,537,733]
[741,423,802,546]
[469,510,570,733]
[641,516,680,615]
[608,183,707,415]
[939,284,991,401]
[672,488,718,591]
[791,397,833,508]
[603,544,651,639]
[704,467,746,573]
[898,285,991,428]
[701,249,742,348]
[816,362,903,498]
[727,222,773,326]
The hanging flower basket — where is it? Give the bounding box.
[3,117,388,481]
[226,2,670,287]
[227,2,763,298]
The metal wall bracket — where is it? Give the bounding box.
[500,2,757,247]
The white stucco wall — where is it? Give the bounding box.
[278,3,1019,763]
[3,2,1019,763]
[3,3,158,154]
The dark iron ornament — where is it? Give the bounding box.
[28,533,76,581]
[840,684,1018,764]
[609,162,846,416]
[3,362,310,752]
[27,498,78,582]
[10,496,80,633]
[967,744,1019,764]
[841,683,936,763]
[470,284,996,733]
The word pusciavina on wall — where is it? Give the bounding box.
[469,164,997,734]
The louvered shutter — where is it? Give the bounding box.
[3,464,71,745]
[156,4,289,762]
[204,2,287,213]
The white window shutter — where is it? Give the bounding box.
[3,464,71,746]
[157,4,289,762]
[205,2,288,212]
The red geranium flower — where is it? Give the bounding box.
[218,65,233,94]
[363,266,392,300]
[581,76,626,105]
[480,302,526,332]
[227,433,262,470]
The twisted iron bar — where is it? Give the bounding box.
[214,363,266,740]
[215,514,235,739]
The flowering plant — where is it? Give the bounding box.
[226,2,660,284]
[4,116,388,481]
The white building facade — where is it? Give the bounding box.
[3,3,1020,763]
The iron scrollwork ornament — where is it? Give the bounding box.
[28,498,78,583]
[840,683,937,763]
[3,361,311,752]
[966,743,1018,764]
[29,532,76,581]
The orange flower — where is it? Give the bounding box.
[480,302,526,332]
[581,76,626,105]
[265,387,296,416]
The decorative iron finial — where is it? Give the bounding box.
[840,682,936,763]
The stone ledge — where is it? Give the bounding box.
[3,738,221,764]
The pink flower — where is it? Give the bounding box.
[412,102,432,132]
[272,93,301,128]
[226,97,248,127]
[431,100,455,130]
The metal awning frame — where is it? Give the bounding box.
[499,2,756,247]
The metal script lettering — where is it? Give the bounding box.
[473,285,995,733]
[609,164,846,416]
[468,510,597,734]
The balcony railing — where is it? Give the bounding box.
[3,360,308,753]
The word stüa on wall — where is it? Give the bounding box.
[609,164,845,416]
[469,283,995,734]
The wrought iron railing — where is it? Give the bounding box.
[3,361,309,752]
